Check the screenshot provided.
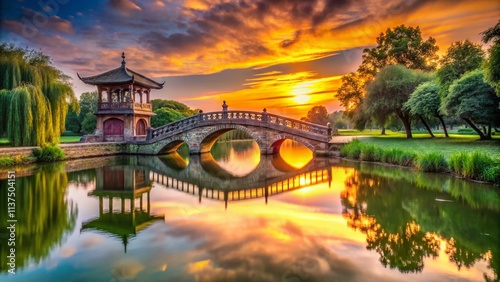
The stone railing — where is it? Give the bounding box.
[98,102,152,111]
[147,108,331,142]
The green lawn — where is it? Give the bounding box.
[0,136,82,146]
[338,130,500,159]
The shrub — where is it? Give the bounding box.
[0,157,15,167]
[397,151,418,167]
[32,145,65,162]
[340,139,362,159]
[450,152,468,176]
[360,145,377,161]
[462,152,494,180]
[382,149,401,164]
[482,165,500,185]
[416,153,448,172]
[0,155,35,167]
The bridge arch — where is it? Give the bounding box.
[198,124,265,154]
[267,135,315,155]
[152,136,191,154]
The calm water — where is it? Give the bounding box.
[0,140,499,282]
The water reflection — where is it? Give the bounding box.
[340,160,500,281]
[81,166,164,253]
[0,141,499,282]
[0,164,77,273]
[279,139,314,169]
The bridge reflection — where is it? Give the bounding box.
[145,152,332,208]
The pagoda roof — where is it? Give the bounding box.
[77,52,164,89]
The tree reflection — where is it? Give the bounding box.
[0,163,77,272]
[340,168,499,280]
[341,173,439,273]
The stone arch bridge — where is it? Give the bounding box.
[128,109,332,155]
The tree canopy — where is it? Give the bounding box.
[0,43,77,146]
[301,105,329,125]
[150,99,197,127]
[65,92,98,134]
[443,69,500,139]
[359,25,439,78]
[436,40,484,97]
[337,25,439,133]
[482,20,500,97]
[404,81,449,137]
[365,65,432,138]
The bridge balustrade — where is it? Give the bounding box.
[148,109,330,141]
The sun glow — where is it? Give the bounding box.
[291,81,313,104]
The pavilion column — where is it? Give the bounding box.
[147,191,150,214]
[131,197,136,224]
[109,197,113,213]
[139,90,143,104]
[121,197,125,213]
[139,194,143,211]
[107,89,111,103]
[99,196,103,216]
[146,90,150,103]
[98,86,102,103]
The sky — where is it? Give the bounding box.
[0,0,499,118]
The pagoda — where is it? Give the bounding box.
[78,52,164,142]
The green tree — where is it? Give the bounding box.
[301,105,329,125]
[404,81,449,137]
[64,92,97,134]
[358,25,439,78]
[443,69,500,140]
[365,65,432,138]
[338,25,439,132]
[65,108,81,133]
[436,40,484,98]
[0,43,78,146]
[481,20,500,97]
[78,92,98,125]
[151,99,198,115]
[335,72,371,131]
[151,108,187,127]
[81,112,97,134]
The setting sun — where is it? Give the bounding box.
[292,81,313,104]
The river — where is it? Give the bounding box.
[0,140,499,282]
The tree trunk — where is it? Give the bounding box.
[396,111,412,139]
[488,124,492,138]
[436,115,449,138]
[419,115,435,137]
[463,118,490,140]
[381,126,386,135]
[482,126,488,135]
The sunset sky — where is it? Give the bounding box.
[1,0,499,118]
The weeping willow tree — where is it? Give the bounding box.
[0,43,78,146]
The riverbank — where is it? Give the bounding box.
[339,139,500,185]
[0,142,126,168]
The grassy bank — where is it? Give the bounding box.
[0,145,65,168]
[339,139,500,185]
